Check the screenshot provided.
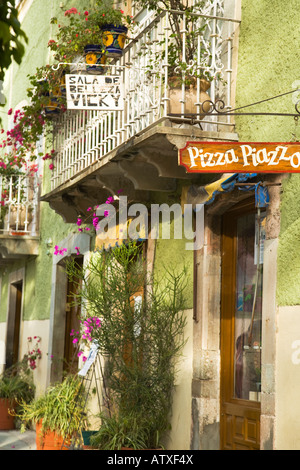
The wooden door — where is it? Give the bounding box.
[220,200,265,450]
[63,257,83,374]
[5,281,23,370]
[12,283,22,366]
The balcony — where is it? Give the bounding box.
[0,174,40,265]
[42,4,240,221]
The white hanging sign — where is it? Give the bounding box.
[78,341,99,377]
[65,74,124,111]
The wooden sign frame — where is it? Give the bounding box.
[179,141,300,173]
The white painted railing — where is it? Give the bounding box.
[51,1,239,190]
[0,174,39,235]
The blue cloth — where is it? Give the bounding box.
[205,173,269,208]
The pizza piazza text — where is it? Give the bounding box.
[186,144,300,169]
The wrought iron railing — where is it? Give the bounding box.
[0,174,39,235]
[50,1,240,190]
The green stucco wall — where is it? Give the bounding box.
[234,0,300,306]
[235,0,300,142]
[150,185,194,309]
[154,234,194,310]
[0,0,91,322]
[276,174,300,305]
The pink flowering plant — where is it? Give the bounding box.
[0,102,48,175]
[0,64,65,174]
[70,317,102,363]
[53,191,124,257]
[24,336,42,371]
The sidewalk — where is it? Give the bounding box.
[0,430,36,450]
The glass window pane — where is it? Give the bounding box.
[234,212,265,401]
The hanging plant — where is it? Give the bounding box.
[49,8,106,64]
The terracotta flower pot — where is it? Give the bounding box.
[168,78,212,118]
[9,206,32,232]
[0,398,16,430]
[36,421,70,451]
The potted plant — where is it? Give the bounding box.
[66,240,188,450]
[89,0,133,58]
[49,4,133,73]
[81,428,98,450]
[16,375,87,450]
[27,64,68,117]
[49,8,106,74]
[90,412,157,450]
[0,361,35,430]
[136,0,214,115]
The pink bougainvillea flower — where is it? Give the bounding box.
[49,163,54,170]
[54,246,67,256]
[84,10,89,15]
[75,246,80,255]
[93,217,99,229]
[7,108,12,115]
[106,196,114,204]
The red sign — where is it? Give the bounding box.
[179,142,300,173]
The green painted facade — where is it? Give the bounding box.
[234,0,300,306]
[0,0,89,323]
[0,0,193,326]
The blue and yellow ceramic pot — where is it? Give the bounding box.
[101,24,128,57]
[84,44,106,74]
[38,79,61,116]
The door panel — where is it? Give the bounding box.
[220,200,264,450]
[63,257,83,374]
[5,281,23,369]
